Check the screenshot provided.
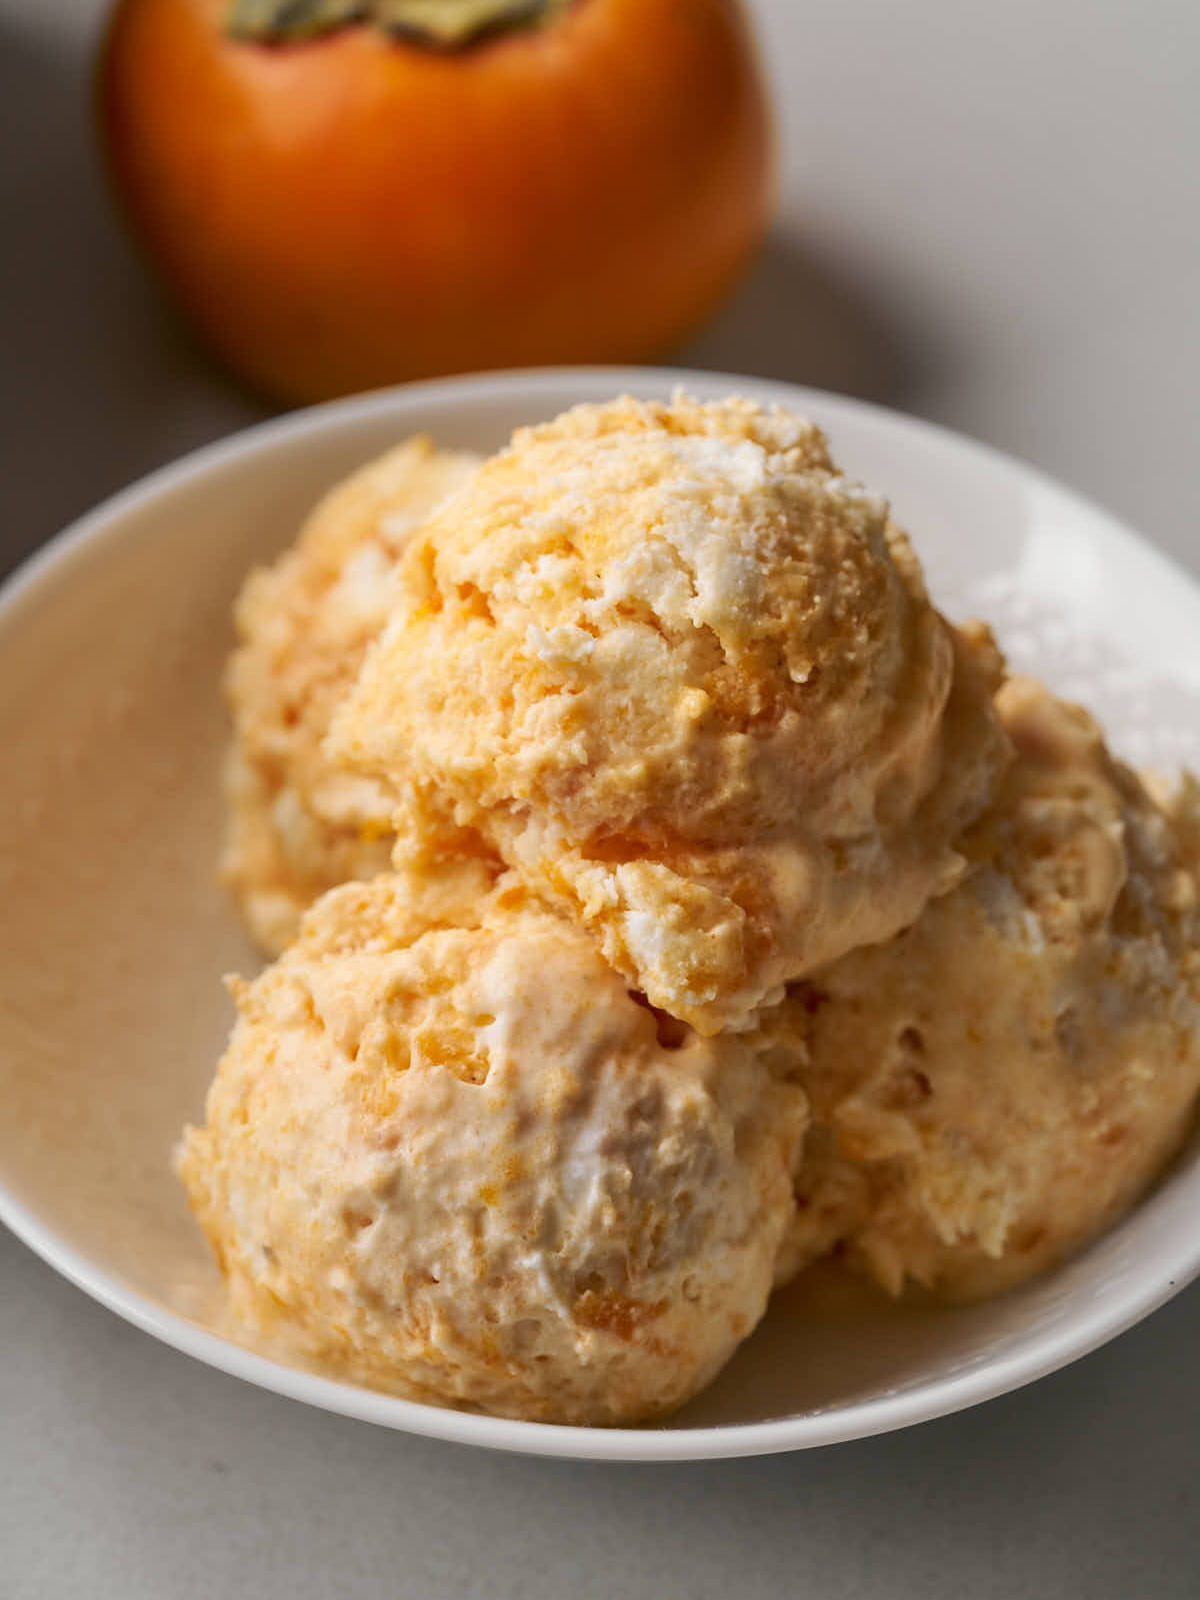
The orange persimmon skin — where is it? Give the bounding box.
[97,0,772,402]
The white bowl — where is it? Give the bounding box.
[2,368,1199,1463]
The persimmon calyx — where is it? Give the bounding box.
[226,0,571,47]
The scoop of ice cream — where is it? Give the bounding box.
[223,437,480,954]
[179,866,805,1425]
[765,677,1200,1299]
[333,395,1009,1031]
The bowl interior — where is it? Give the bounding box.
[3,369,1199,1460]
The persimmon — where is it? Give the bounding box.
[97,0,771,403]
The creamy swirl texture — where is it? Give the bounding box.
[333,395,1009,1030]
[179,865,805,1424]
[223,437,480,954]
[767,679,1200,1298]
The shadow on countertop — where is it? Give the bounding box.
[0,21,266,580]
[680,229,926,409]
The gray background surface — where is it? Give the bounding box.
[2,1,1198,1593]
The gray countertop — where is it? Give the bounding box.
[3,1,1198,1593]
